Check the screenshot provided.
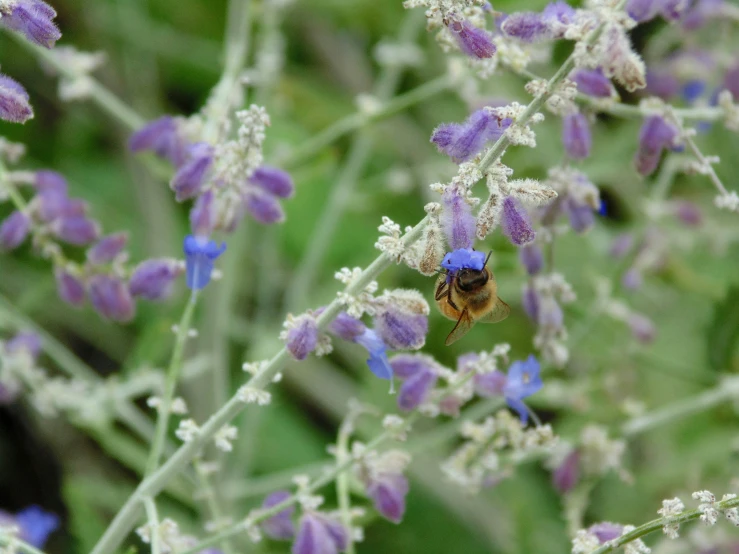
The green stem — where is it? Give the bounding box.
[194,460,235,554]
[142,497,161,554]
[276,74,453,169]
[591,497,739,554]
[336,417,357,554]
[0,533,48,554]
[145,292,199,476]
[8,31,145,131]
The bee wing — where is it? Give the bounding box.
[445,308,475,346]
[477,297,511,324]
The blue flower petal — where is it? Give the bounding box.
[440,248,486,273]
[183,234,226,290]
[505,396,530,424]
[355,329,393,380]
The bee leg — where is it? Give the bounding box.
[446,285,460,311]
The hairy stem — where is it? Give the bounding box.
[142,497,161,554]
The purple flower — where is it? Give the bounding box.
[0,73,34,123]
[129,116,188,167]
[503,355,542,424]
[170,143,214,202]
[589,522,624,544]
[431,109,510,163]
[501,12,550,42]
[397,368,437,411]
[626,0,660,22]
[250,166,295,198]
[366,473,409,524]
[519,243,544,275]
[190,190,216,237]
[501,196,535,246]
[55,268,86,306]
[260,491,295,540]
[446,18,496,59]
[0,0,61,48]
[552,449,581,494]
[441,188,476,250]
[183,235,226,291]
[441,247,486,275]
[51,216,101,245]
[682,79,706,103]
[645,68,681,100]
[474,370,507,397]
[286,315,319,361]
[245,189,285,224]
[5,331,42,360]
[327,311,366,341]
[571,68,613,98]
[563,196,596,233]
[129,259,182,300]
[522,284,540,322]
[36,191,87,222]
[0,506,60,548]
[542,1,576,36]
[0,210,31,250]
[628,313,656,343]
[538,296,564,329]
[634,115,678,176]
[89,274,135,322]
[87,233,128,264]
[373,305,428,351]
[621,267,642,290]
[292,512,348,554]
[562,112,592,160]
[389,353,432,379]
[354,329,393,381]
[674,200,703,226]
[34,170,68,194]
[681,0,723,30]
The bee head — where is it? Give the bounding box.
[456,266,488,291]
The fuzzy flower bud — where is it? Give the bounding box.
[397,367,437,411]
[51,216,101,245]
[129,259,182,300]
[327,311,366,341]
[431,109,510,164]
[570,68,613,98]
[89,274,135,322]
[501,196,535,246]
[292,513,348,554]
[501,12,550,42]
[552,449,581,494]
[372,290,429,351]
[284,314,319,361]
[562,112,592,160]
[128,116,188,166]
[250,166,295,198]
[189,190,216,237]
[441,188,476,250]
[367,473,410,524]
[34,170,68,194]
[260,491,295,540]
[245,189,286,224]
[0,74,33,123]
[519,243,544,275]
[87,233,128,264]
[446,18,496,59]
[634,115,678,176]
[170,143,214,202]
[0,0,61,48]
[0,210,31,250]
[54,268,86,306]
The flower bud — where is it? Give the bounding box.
[260,491,295,540]
[397,368,437,411]
[245,189,285,224]
[373,290,429,351]
[0,0,61,48]
[589,522,624,543]
[128,116,188,166]
[0,211,31,250]
[250,166,295,198]
[562,112,592,160]
[189,190,216,237]
[129,259,182,300]
[51,216,101,245]
[36,191,87,222]
[626,0,659,22]
[170,143,214,202]
[634,115,678,176]
[519,243,544,275]
[292,513,348,554]
[563,196,595,234]
[501,12,550,42]
[474,370,507,397]
[389,354,429,379]
[522,284,540,322]
[441,188,476,250]
[552,449,580,494]
[34,170,68,194]
[87,233,128,265]
[446,18,496,59]
[5,331,42,360]
[366,473,409,524]
[501,196,535,246]
[0,74,33,123]
[431,110,510,164]
[285,314,319,361]
[570,68,613,98]
[55,268,86,306]
[327,311,366,341]
[89,275,135,322]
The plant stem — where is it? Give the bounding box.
[336,416,357,554]
[0,533,48,554]
[590,497,739,554]
[145,292,199,476]
[142,497,161,554]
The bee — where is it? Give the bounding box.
[435,251,510,346]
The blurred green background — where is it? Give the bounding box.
[1,0,738,552]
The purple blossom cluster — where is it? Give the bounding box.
[431,109,511,164]
[0,0,61,48]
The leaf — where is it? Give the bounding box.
[707,285,739,371]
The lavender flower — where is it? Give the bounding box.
[170,143,214,202]
[128,116,188,167]
[441,188,476,250]
[245,189,285,224]
[89,274,135,322]
[0,210,31,250]
[373,296,428,351]
[628,313,656,343]
[682,79,706,103]
[292,512,348,554]
[34,170,68,194]
[0,506,59,548]
[474,370,507,397]
[36,191,87,222]
[285,315,319,361]
[621,267,643,290]
[501,12,550,42]
[674,200,703,226]
[634,115,678,176]
[431,109,510,164]
[190,190,216,237]
[87,233,128,264]
[0,74,34,123]
[681,0,723,30]
[183,235,226,291]
[389,353,432,379]
[501,196,535,246]
[446,18,496,59]
[354,329,393,382]
[552,449,581,493]
[503,355,542,424]
[260,491,295,540]
[51,216,101,245]
[562,112,592,160]
[563,196,596,233]
[645,68,681,100]
[129,259,182,300]
[609,233,635,258]
[542,1,576,36]
[571,68,613,98]
[0,0,61,48]
[589,522,624,543]
[397,367,437,411]
[328,311,366,341]
[522,284,540,322]
[366,473,410,524]
[5,331,42,360]
[519,243,544,275]
[55,268,86,306]
[250,166,295,198]
[626,0,660,22]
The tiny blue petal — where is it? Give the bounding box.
[183,234,226,290]
[503,354,543,423]
[355,329,393,380]
[440,248,486,274]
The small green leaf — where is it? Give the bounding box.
[707,285,739,371]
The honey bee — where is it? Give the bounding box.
[435,251,510,346]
